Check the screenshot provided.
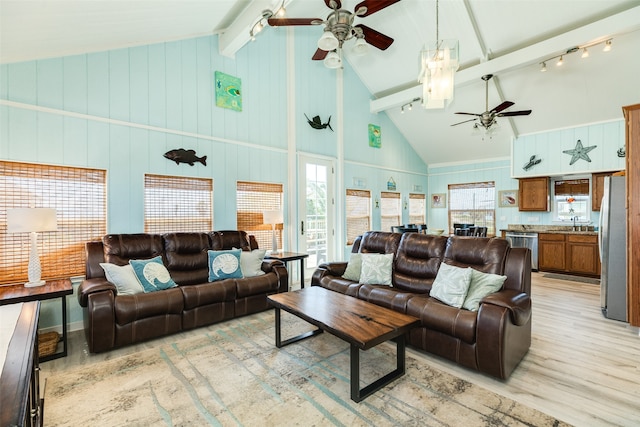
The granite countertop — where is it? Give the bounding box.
[501,224,598,236]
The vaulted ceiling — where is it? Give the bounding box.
[2,0,639,166]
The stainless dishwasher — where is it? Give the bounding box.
[505,232,539,271]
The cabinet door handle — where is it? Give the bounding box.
[301,221,305,235]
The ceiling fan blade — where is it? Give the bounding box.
[454,112,482,116]
[267,18,321,26]
[312,48,329,61]
[451,118,478,127]
[355,0,401,17]
[490,101,515,114]
[325,0,341,9]
[355,24,394,50]
[498,110,532,117]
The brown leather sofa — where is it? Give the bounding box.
[311,231,531,379]
[78,231,288,353]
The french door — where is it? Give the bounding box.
[297,155,335,283]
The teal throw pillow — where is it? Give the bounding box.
[430,263,473,308]
[208,249,243,282]
[359,253,394,286]
[462,269,507,311]
[342,253,362,282]
[129,256,177,293]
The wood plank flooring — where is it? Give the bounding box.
[40,273,640,426]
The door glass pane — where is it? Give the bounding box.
[306,164,328,269]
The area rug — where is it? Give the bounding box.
[543,272,600,285]
[44,311,570,427]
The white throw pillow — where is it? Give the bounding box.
[462,269,507,311]
[239,249,267,277]
[342,253,362,282]
[359,253,394,286]
[100,262,144,295]
[430,263,473,308]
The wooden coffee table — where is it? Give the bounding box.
[267,286,420,402]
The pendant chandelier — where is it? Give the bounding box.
[418,0,459,108]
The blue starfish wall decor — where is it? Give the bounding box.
[562,139,597,165]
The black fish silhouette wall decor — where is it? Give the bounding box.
[164,149,207,166]
[305,114,333,131]
[523,155,542,171]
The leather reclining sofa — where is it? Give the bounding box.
[78,231,288,353]
[311,231,532,379]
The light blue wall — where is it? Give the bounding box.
[0,30,427,330]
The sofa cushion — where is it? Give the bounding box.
[114,287,184,326]
[359,253,394,285]
[393,233,448,293]
[99,263,144,295]
[358,284,416,312]
[103,234,164,265]
[316,276,363,297]
[209,230,251,251]
[429,263,472,308]
[444,236,508,275]
[342,253,362,282]
[162,232,210,285]
[358,231,402,255]
[208,249,243,281]
[236,274,280,298]
[130,256,178,292]
[180,280,237,310]
[462,269,507,311]
[406,296,478,345]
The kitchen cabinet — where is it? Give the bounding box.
[518,177,549,211]
[538,233,566,271]
[592,172,615,211]
[538,233,600,277]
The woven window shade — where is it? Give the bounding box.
[0,161,106,284]
[381,191,401,233]
[409,193,426,224]
[144,174,213,234]
[448,181,496,236]
[554,179,589,196]
[236,181,283,250]
[346,189,370,245]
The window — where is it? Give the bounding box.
[0,161,106,284]
[381,191,401,233]
[346,189,370,245]
[448,181,496,235]
[409,193,426,224]
[553,178,590,222]
[144,174,213,233]
[237,181,283,250]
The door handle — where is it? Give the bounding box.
[301,221,305,235]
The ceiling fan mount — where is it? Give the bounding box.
[267,0,401,64]
[451,73,532,130]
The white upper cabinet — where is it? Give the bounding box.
[512,120,625,178]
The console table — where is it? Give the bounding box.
[0,278,73,362]
[0,301,42,427]
[265,252,309,289]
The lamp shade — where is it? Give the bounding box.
[318,30,339,51]
[263,210,283,225]
[7,208,58,233]
[324,51,342,69]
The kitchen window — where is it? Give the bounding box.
[552,177,590,223]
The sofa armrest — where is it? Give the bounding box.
[310,262,348,287]
[77,278,117,307]
[260,258,283,273]
[261,259,288,293]
[480,289,531,326]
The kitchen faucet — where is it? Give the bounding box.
[572,216,579,231]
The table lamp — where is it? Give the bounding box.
[7,208,58,287]
[263,210,283,254]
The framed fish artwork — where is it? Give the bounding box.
[215,71,242,112]
[368,124,381,148]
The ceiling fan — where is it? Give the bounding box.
[451,74,532,130]
[267,0,401,67]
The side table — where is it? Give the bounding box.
[265,252,309,289]
[0,278,73,362]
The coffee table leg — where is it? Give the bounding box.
[350,335,407,403]
[275,308,282,347]
[273,308,323,348]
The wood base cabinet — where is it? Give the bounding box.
[538,233,601,278]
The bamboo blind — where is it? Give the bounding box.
[346,189,371,245]
[236,181,283,249]
[381,191,401,233]
[409,193,426,224]
[0,161,106,284]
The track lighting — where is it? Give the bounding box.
[400,97,421,113]
[539,38,613,72]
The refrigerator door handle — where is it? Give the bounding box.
[597,199,604,263]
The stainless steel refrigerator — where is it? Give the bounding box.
[598,175,627,322]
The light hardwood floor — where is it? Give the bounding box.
[40,273,640,426]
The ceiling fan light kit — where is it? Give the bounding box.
[418,0,459,108]
[318,30,339,51]
[323,50,342,68]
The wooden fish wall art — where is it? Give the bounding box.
[305,114,333,131]
[164,149,207,166]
